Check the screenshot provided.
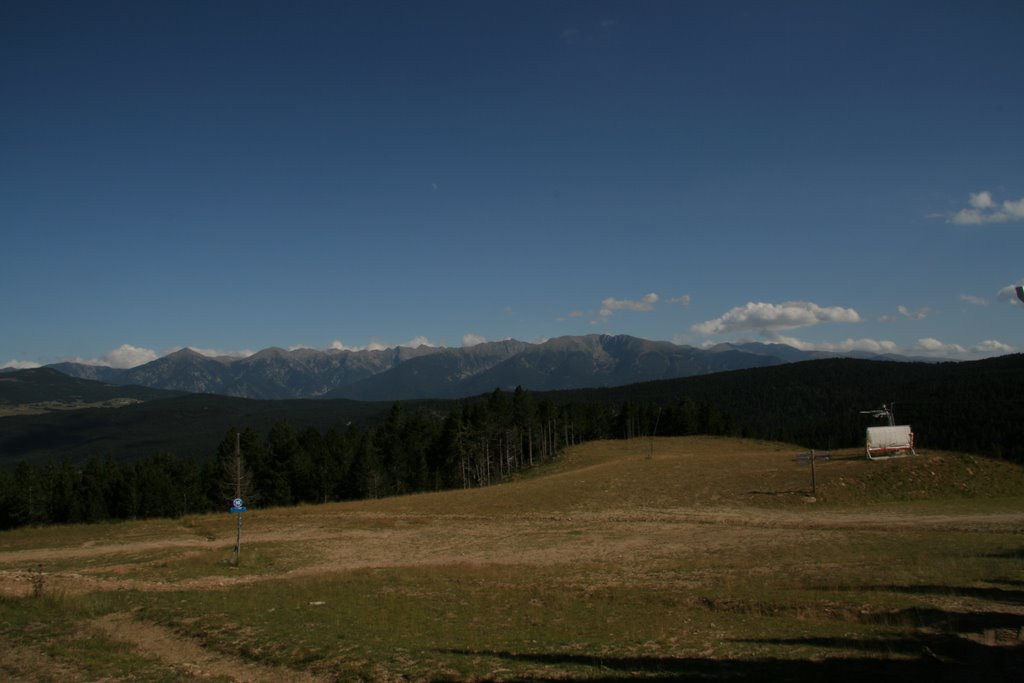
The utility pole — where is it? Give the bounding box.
[229,432,248,566]
[810,449,817,497]
[233,433,242,564]
[648,407,662,459]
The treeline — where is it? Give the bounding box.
[0,390,537,527]
[3,355,1022,529]
[0,387,735,529]
[564,356,1024,459]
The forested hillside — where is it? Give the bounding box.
[573,355,1024,458]
[0,367,179,409]
[0,389,582,528]
[1,354,1021,529]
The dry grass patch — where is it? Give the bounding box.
[2,436,1023,680]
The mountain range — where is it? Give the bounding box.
[23,335,930,402]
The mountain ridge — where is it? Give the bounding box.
[24,334,941,401]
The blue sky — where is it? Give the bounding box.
[3,1,1023,369]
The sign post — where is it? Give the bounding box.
[795,449,829,497]
[228,432,248,566]
[230,497,246,565]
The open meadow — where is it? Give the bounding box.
[2,436,1023,681]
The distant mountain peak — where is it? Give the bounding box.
[43,334,937,401]
[167,347,209,359]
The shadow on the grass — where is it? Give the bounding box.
[438,640,1023,682]
[437,596,1024,682]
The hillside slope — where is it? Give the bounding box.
[2,437,1023,682]
[0,367,180,415]
[353,436,1024,516]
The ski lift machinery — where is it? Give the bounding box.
[859,403,916,460]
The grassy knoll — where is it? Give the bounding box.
[2,436,1023,681]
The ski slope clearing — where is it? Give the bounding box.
[2,437,1023,681]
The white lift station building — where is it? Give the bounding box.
[861,404,916,459]
[866,425,916,459]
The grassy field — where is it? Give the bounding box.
[2,436,1023,681]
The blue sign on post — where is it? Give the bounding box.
[230,498,247,513]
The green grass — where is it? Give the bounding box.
[0,592,182,682]
[0,516,201,552]
[2,436,1023,681]
[126,531,1024,680]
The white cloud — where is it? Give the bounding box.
[671,334,693,346]
[896,305,929,320]
[842,338,900,354]
[582,291,676,324]
[692,301,861,336]
[912,338,1014,358]
[2,359,41,369]
[68,344,159,369]
[914,337,968,355]
[950,208,993,225]
[325,337,440,352]
[997,283,1024,306]
[463,333,487,347]
[959,294,988,306]
[107,344,158,367]
[1003,198,1024,219]
[969,191,995,209]
[403,336,437,348]
[949,190,1024,224]
[822,338,899,354]
[599,293,659,319]
[361,336,440,350]
[770,335,899,354]
[771,335,1011,359]
[974,340,1015,354]
[328,340,366,352]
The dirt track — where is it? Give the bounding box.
[92,613,324,682]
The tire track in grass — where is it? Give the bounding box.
[0,636,89,682]
[92,613,325,683]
